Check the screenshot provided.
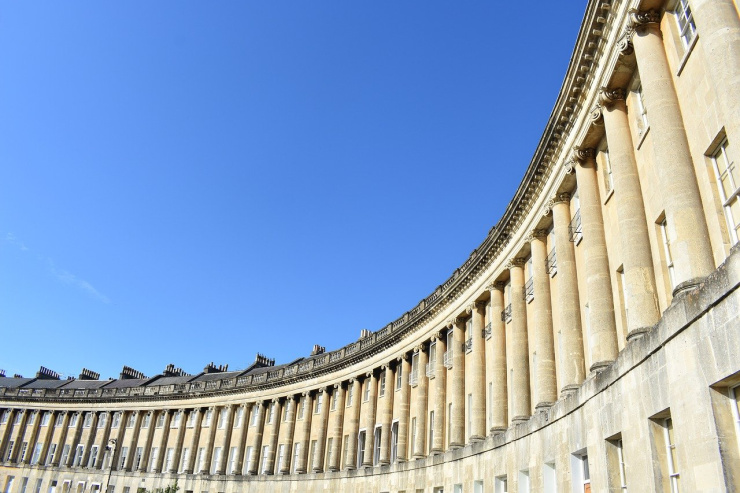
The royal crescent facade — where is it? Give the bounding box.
[3,1,740,492]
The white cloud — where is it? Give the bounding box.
[6,232,111,304]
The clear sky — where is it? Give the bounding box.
[0,2,587,380]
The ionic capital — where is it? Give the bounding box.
[526,229,548,243]
[505,257,527,270]
[552,192,571,205]
[446,317,459,327]
[619,9,662,55]
[563,159,576,175]
[598,87,626,108]
[465,300,485,314]
[589,104,604,125]
[573,146,596,165]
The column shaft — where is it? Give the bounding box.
[450,319,466,447]
[529,235,558,407]
[313,389,331,472]
[247,403,267,475]
[574,155,619,370]
[295,394,313,473]
[469,303,486,440]
[509,260,531,423]
[432,334,446,452]
[487,286,508,432]
[185,409,203,474]
[396,358,411,462]
[600,98,660,337]
[631,16,714,289]
[328,386,345,471]
[552,196,587,392]
[169,411,188,473]
[344,380,361,468]
[264,401,282,474]
[378,366,395,464]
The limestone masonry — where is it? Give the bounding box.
[2,0,740,492]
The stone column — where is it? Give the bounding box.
[450,318,466,447]
[413,344,429,457]
[598,89,660,338]
[623,11,715,292]
[217,405,235,474]
[184,408,203,474]
[361,374,378,467]
[430,331,446,453]
[20,411,42,465]
[692,0,740,164]
[550,194,587,393]
[110,411,130,471]
[572,148,619,370]
[201,407,220,474]
[66,412,85,467]
[247,402,267,475]
[378,365,395,464]
[328,384,346,471]
[468,301,487,441]
[153,410,173,473]
[52,411,71,467]
[486,283,508,433]
[295,393,313,474]
[93,412,114,469]
[8,410,30,463]
[527,232,558,409]
[263,399,282,474]
[313,388,332,472]
[169,411,188,473]
[138,412,157,471]
[276,398,296,474]
[508,258,532,423]
[233,403,252,475]
[0,409,17,461]
[344,380,361,469]
[39,411,58,466]
[80,412,100,467]
[396,356,411,461]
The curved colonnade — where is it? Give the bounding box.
[2,0,740,491]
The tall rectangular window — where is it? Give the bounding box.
[467,394,472,440]
[164,448,174,472]
[118,446,127,470]
[260,445,269,474]
[179,448,189,473]
[292,443,300,474]
[72,445,84,467]
[315,394,323,414]
[211,447,221,475]
[217,408,227,429]
[268,402,275,423]
[83,413,92,428]
[410,418,416,457]
[390,422,399,463]
[46,444,57,465]
[244,446,253,474]
[326,437,333,468]
[373,427,381,465]
[710,138,740,245]
[660,218,676,288]
[277,444,285,473]
[30,443,43,465]
[149,447,159,471]
[308,441,316,472]
[196,447,205,473]
[203,409,212,427]
[331,390,338,410]
[234,407,243,428]
[134,447,143,470]
[299,398,305,419]
[250,406,259,426]
[156,413,165,428]
[88,446,98,468]
[363,380,371,402]
[396,365,403,390]
[495,477,508,493]
[603,147,614,193]
[429,411,435,453]
[347,386,354,407]
[40,412,50,427]
[673,0,696,48]
[227,446,237,474]
[635,83,649,137]
[357,431,366,468]
[663,418,680,493]
[380,372,386,397]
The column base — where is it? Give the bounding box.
[312,467,324,473]
[627,326,651,341]
[183,469,193,475]
[198,470,208,475]
[490,426,507,435]
[589,360,613,375]
[469,435,485,442]
[511,415,530,425]
[534,402,555,412]
[672,276,705,298]
[448,442,464,449]
[327,466,339,472]
[560,384,580,398]
[429,448,444,455]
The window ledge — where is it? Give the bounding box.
[636,125,650,150]
[603,188,614,205]
[676,34,699,77]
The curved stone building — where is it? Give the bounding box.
[3,0,740,492]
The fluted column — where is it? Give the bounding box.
[20,411,42,465]
[313,388,331,472]
[328,384,345,471]
[169,411,188,473]
[623,11,715,292]
[295,393,313,474]
[691,0,740,158]
[572,148,619,370]
[508,258,531,423]
[378,365,395,464]
[247,402,267,475]
[344,380,361,468]
[431,332,446,453]
[450,318,466,447]
[528,232,558,409]
[396,356,411,461]
[233,404,252,475]
[184,408,203,474]
[598,89,660,339]
[468,302,487,440]
[263,399,282,475]
[551,194,587,393]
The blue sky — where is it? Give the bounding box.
[0,2,586,380]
